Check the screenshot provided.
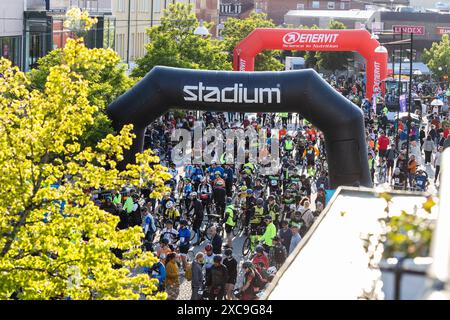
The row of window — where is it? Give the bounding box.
[115,32,149,60]
[117,0,162,13]
[296,2,350,10]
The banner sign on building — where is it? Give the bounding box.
[436,27,450,35]
[393,25,425,35]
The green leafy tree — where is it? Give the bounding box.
[132,3,231,78]
[221,12,284,71]
[28,38,133,150]
[315,20,352,72]
[422,34,450,81]
[0,58,171,300]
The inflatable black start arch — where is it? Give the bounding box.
[106,66,372,189]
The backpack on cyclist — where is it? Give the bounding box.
[185,262,192,281]
[273,245,287,265]
[251,269,265,291]
[306,149,315,161]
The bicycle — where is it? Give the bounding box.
[241,226,265,257]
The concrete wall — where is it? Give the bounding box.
[0,0,24,37]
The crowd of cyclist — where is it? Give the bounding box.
[94,74,448,300]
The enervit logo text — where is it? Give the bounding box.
[183,82,281,104]
[282,32,339,45]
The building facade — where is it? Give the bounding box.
[0,0,25,68]
[368,10,450,62]
[255,0,366,25]
[23,0,115,71]
[113,0,193,67]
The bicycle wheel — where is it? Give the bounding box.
[233,218,241,236]
[205,223,214,241]
[189,226,196,241]
[242,237,251,257]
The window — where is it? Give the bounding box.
[328,2,335,9]
[118,0,125,12]
[154,0,161,13]
[312,1,320,9]
[0,36,21,68]
[143,0,149,12]
[297,3,305,10]
[340,2,349,10]
[130,0,135,12]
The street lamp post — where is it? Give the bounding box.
[396,31,403,151]
[405,32,414,190]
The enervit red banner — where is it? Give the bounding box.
[392,25,425,35]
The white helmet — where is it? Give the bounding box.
[165,201,174,209]
[267,266,277,275]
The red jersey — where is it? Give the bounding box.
[378,135,389,151]
[252,253,269,273]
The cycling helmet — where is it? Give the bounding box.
[226,197,233,205]
[165,219,173,225]
[242,261,253,269]
[246,189,254,194]
[190,191,198,197]
[255,245,264,253]
[215,171,221,175]
[267,266,277,275]
[239,185,247,192]
[215,180,225,187]
[264,215,272,221]
[256,198,264,206]
[268,195,275,201]
[165,201,174,209]
[224,248,233,256]
[161,238,169,245]
[180,219,188,226]
[205,244,213,252]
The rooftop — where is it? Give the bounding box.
[285,9,376,20]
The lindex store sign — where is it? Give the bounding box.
[392,25,425,35]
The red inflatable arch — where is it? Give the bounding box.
[233,28,388,99]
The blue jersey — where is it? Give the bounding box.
[207,166,224,181]
[191,167,204,182]
[185,165,194,178]
[184,184,193,197]
[178,227,191,246]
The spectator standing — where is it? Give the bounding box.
[278,220,293,253]
[164,252,180,300]
[210,226,223,255]
[222,248,238,300]
[434,146,442,184]
[206,255,228,300]
[191,252,205,300]
[269,236,288,269]
[423,135,435,164]
[289,224,302,255]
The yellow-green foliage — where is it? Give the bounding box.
[0,58,171,299]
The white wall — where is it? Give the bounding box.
[0,0,24,37]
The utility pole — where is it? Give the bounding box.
[126,0,131,67]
